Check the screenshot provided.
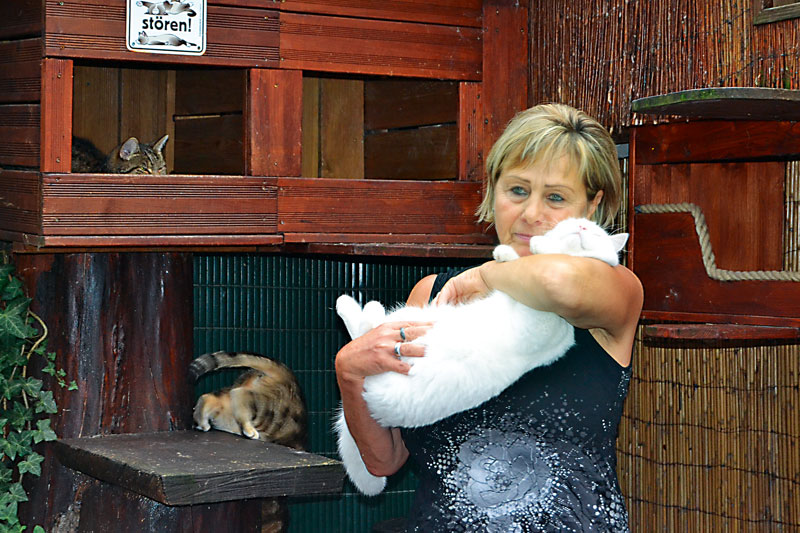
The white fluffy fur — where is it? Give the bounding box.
[334,218,628,495]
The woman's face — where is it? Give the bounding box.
[493,156,602,257]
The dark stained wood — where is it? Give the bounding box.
[0,104,40,168]
[301,77,320,178]
[72,66,121,155]
[40,58,72,173]
[174,114,244,175]
[120,68,174,160]
[632,88,800,121]
[278,0,482,27]
[0,169,41,234]
[279,12,482,80]
[365,124,457,180]
[40,174,278,236]
[282,232,493,245]
[0,0,42,39]
[458,81,483,181]
[53,431,344,505]
[632,161,785,271]
[632,212,800,327]
[44,1,280,68]
[6,234,284,252]
[175,69,245,116]
[319,78,364,179]
[245,69,303,177]
[277,177,484,235]
[364,80,458,131]
[754,2,800,25]
[481,0,528,155]
[0,39,42,103]
[633,121,800,165]
[643,323,800,341]
[284,241,494,258]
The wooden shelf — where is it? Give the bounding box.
[631,87,800,121]
[643,323,800,342]
[53,430,344,506]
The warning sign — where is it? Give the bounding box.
[126,0,206,56]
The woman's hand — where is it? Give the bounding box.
[433,265,493,306]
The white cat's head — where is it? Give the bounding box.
[529,218,628,266]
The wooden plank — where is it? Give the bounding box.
[0,104,40,168]
[284,241,494,258]
[40,174,278,235]
[279,12,482,80]
[458,81,483,181]
[121,68,174,157]
[0,39,42,103]
[632,162,785,271]
[365,124,457,180]
[40,58,72,173]
[632,212,800,327]
[278,0,482,27]
[320,79,364,179]
[9,234,284,251]
[364,80,458,131]
[282,232,493,245]
[277,177,484,234]
[642,323,800,341]
[0,170,41,235]
[174,69,245,116]
[245,69,303,176]
[633,121,800,165]
[632,88,800,121]
[53,431,343,505]
[174,115,244,175]
[45,0,280,68]
[481,0,529,156]
[72,66,121,155]
[0,0,42,39]
[301,77,320,177]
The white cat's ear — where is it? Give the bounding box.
[336,295,364,340]
[362,301,386,329]
[609,232,629,253]
[119,137,140,160]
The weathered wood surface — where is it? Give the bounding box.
[0,39,41,103]
[0,169,40,235]
[174,115,244,175]
[365,124,457,180]
[277,0,482,27]
[365,80,458,131]
[0,0,42,39]
[643,323,800,341]
[632,88,800,121]
[54,431,343,505]
[632,212,800,327]
[458,82,483,181]
[0,104,39,168]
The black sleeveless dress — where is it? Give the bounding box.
[400,269,631,532]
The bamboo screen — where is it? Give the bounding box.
[530,1,800,137]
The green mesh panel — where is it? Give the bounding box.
[193,253,482,533]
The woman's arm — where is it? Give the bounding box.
[334,274,436,476]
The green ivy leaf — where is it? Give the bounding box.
[35,391,56,415]
[6,484,26,505]
[68,381,78,391]
[17,454,43,477]
[8,404,31,431]
[19,378,42,398]
[33,420,57,443]
[0,499,18,523]
[0,277,24,302]
[2,298,30,321]
[3,432,31,461]
[0,312,32,341]
[34,526,46,533]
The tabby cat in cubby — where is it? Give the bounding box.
[71,135,169,174]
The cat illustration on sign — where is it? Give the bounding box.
[138,0,196,17]
[138,31,196,48]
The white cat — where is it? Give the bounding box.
[334,218,628,495]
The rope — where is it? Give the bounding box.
[635,202,800,282]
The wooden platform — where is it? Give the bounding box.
[53,430,344,506]
[632,87,800,121]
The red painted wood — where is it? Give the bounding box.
[283,232,493,245]
[458,81,483,181]
[40,58,72,173]
[278,0,482,27]
[364,79,458,131]
[0,104,40,167]
[0,170,41,234]
[0,0,42,39]
[279,12,482,80]
[643,323,800,341]
[245,69,303,176]
[0,39,42,103]
[284,242,494,258]
[633,121,800,165]
[633,212,800,327]
[481,1,528,155]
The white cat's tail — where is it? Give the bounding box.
[334,407,387,496]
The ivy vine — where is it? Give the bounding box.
[0,261,75,533]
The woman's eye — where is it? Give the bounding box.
[510,186,528,196]
[547,193,564,202]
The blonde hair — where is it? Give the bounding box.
[477,103,621,229]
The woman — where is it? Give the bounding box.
[335,103,643,532]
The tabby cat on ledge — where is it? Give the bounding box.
[190,351,308,451]
[71,135,169,174]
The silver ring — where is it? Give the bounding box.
[399,327,407,341]
[394,342,403,357]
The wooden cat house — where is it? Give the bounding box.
[0,0,529,530]
[629,87,800,341]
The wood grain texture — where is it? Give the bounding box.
[0,39,42,103]
[364,80,458,131]
[174,115,244,175]
[44,0,280,68]
[301,77,320,177]
[643,323,800,341]
[320,79,364,179]
[245,69,303,176]
[0,170,41,234]
[365,124,457,180]
[279,12,482,80]
[40,58,72,173]
[53,431,343,505]
[632,87,800,121]
[0,0,42,39]
[0,104,40,168]
[458,81,483,181]
[175,69,245,116]
[72,66,121,155]
[278,0,482,27]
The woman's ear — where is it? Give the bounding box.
[586,189,604,219]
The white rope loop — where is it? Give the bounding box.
[635,202,800,282]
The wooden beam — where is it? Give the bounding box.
[0,0,42,39]
[458,82,483,181]
[40,58,72,173]
[277,0,482,27]
[301,77,320,177]
[245,69,303,176]
[0,39,42,103]
[0,104,40,168]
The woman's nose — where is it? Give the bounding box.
[520,199,543,224]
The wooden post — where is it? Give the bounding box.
[40,58,73,173]
[458,81,483,181]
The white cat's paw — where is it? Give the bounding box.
[242,424,259,440]
[362,300,387,327]
[336,295,365,339]
[493,244,519,262]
